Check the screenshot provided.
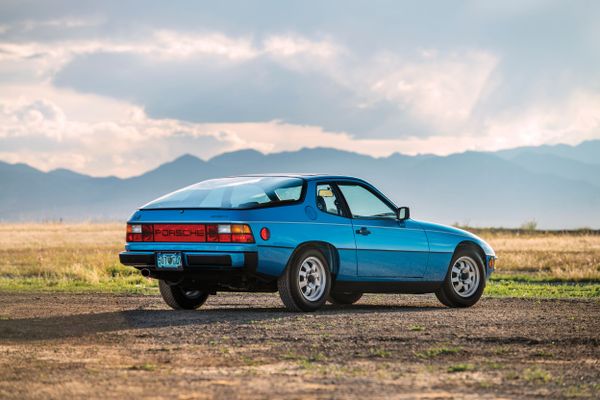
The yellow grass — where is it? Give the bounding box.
[0,223,153,291]
[477,230,600,280]
[0,224,598,291]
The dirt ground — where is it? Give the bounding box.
[0,293,598,399]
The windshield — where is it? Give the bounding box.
[142,176,305,209]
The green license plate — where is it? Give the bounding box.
[156,252,182,269]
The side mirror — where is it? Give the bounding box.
[397,206,410,221]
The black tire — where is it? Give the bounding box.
[435,248,486,308]
[278,247,331,312]
[328,292,363,305]
[158,280,209,310]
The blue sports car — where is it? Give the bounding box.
[120,174,496,311]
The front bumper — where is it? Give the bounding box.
[485,255,496,277]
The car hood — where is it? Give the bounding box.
[415,220,476,237]
[415,220,495,256]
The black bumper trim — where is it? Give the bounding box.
[243,252,258,273]
[119,252,155,266]
[187,254,231,266]
[120,251,258,271]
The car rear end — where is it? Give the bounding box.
[119,209,275,292]
[119,176,306,293]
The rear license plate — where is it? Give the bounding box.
[156,252,183,269]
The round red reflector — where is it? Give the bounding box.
[260,227,270,241]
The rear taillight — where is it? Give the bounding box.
[126,224,141,242]
[126,223,254,243]
[231,224,254,243]
[126,224,153,242]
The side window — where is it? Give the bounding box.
[316,184,343,216]
[338,184,396,219]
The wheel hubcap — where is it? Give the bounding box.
[298,256,326,302]
[450,256,480,298]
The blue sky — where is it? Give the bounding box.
[0,0,598,176]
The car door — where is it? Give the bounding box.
[336,182,429,278]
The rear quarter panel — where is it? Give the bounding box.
[243,180,357,278]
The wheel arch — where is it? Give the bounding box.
[454,240,487,272]
[286,241,340,277]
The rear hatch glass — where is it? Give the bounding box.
[142,176,304,210]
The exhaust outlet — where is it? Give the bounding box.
[140,268,151,277]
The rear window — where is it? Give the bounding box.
[142,177,304,209]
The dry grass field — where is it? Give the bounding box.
[0,223,598,295]
[473,228,600,281]
[0,223,152,292]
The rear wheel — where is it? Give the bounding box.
[435,248,485,308]
[159,280,209,310]
[328,292,363,305]
[278,248,331,312]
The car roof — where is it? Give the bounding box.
[232,173,363,181]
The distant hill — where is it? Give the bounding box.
[495,140,600,166]
[1,140,599,228]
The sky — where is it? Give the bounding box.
[0,0,599,177]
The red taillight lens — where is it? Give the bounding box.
[206,224,219,242]
[126,223,254,243]
[142,224,154,241]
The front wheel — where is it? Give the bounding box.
[278,248,331,312]
[435,249,485,308]
[159,280,209,310]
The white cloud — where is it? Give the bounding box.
[0,88,230,176]
[151,30,257,60]
[484,90,600,147]
[264,35,340,59]
[2,83,598,177]
[0,14,598,175]
[366,50,498,129]
[17,16,106,31]
[0,28,503,139]
[0,33,257,83]
[0,31,342,82]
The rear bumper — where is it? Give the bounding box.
[119,250,267,291]
[119,251,257,271]
[119,251,154,267]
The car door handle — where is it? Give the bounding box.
[356,227,371,236]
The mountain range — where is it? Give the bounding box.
[1,140,599,228]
